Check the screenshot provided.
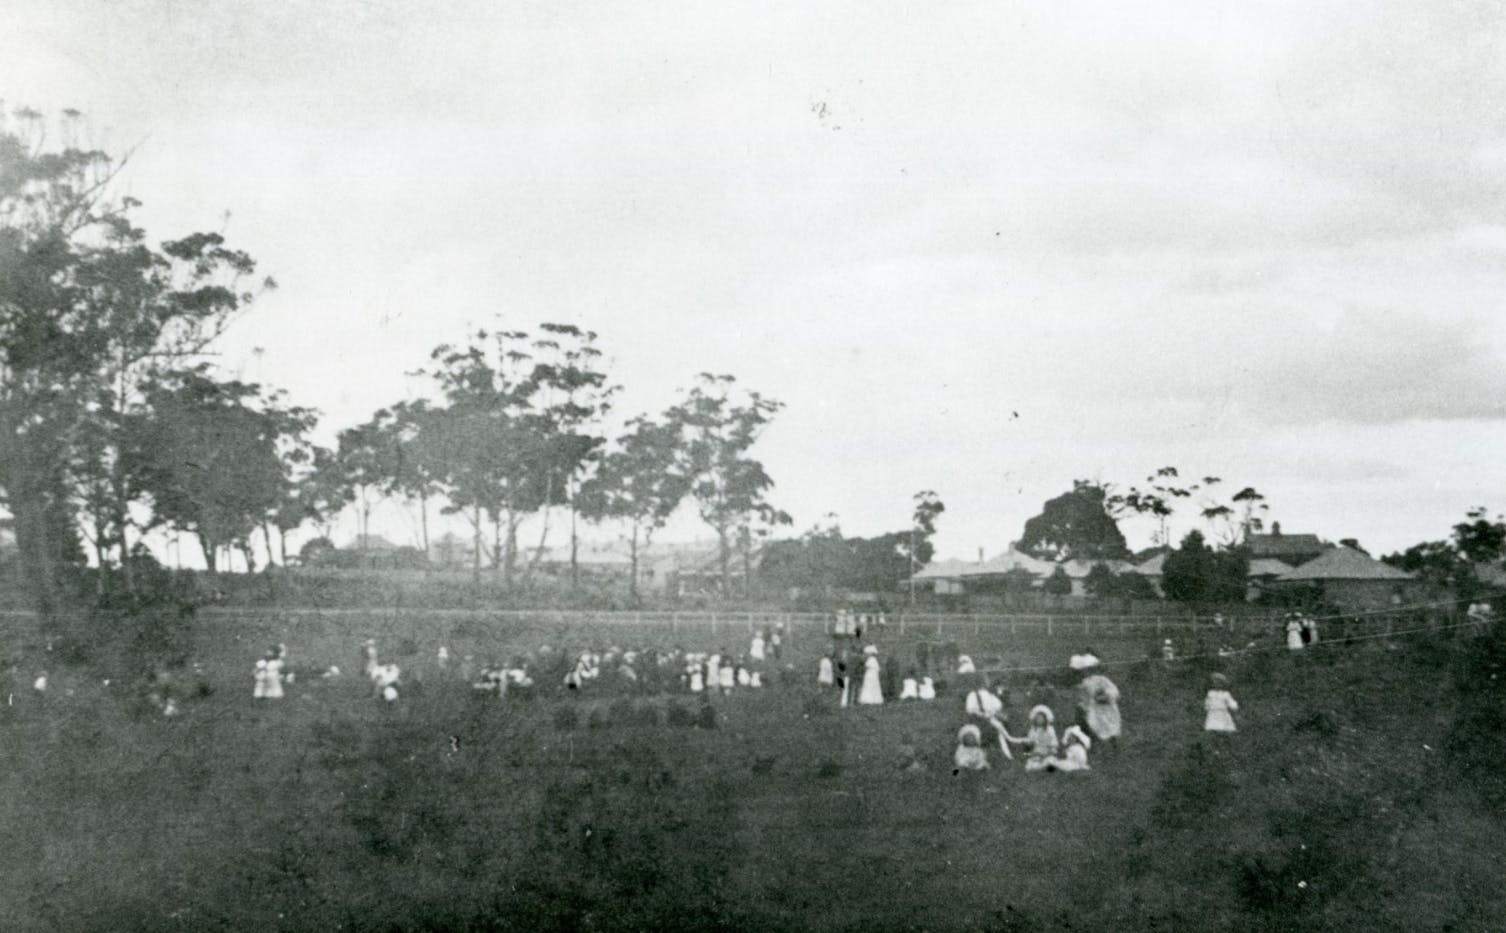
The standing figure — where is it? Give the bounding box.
[1300,615,1318,646]
[361,639,379,679]
[770,624,783,660]
[1160,639,1175,662]
[858,645,884,705]
[718,656,735,695]
[817,654,835,687]
[1076,672,1122,747]
[1204,673,1239,733]
[1285,615,1304,651]
[750,630,766,662]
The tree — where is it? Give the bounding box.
[1162,530,1249,605]
[906,490,945,601]
[1453,507,1506,565]
[1043,564,1073,596]
[665,374,790,596]
[0,109,272,610]
[1083,562,1118,598]
[129,370,313,573]
[1018,481,1129,562]
[577,415,690,601]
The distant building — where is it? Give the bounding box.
[1271,546,1417,610]
[1246,523,1330,566]
[911,548,1132,597]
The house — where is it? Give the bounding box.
[911,548,1132,597]
[1133,552,1167,597]
[1246,523,1330,566]
[1244,557,1293,601]
[1271,546,1418,611]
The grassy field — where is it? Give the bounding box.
[2,606,1503,931]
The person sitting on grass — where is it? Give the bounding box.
[918,675,937,701]
[1008,705,1060,772]
[897,733,926,773]
[1046,725,1092,773]
[1204,673,1238,734]
[964,676,1014,759]
[1068,646,1101,671]
[817,652,835,687]
[899,669,919,700]
[954,724,990,772]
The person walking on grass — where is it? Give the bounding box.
[1204,673,1238,734]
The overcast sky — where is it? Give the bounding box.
[4,0,1505,562]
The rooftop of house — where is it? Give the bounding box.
[1277,546,1415,582]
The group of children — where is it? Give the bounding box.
[1283,613,1321,650]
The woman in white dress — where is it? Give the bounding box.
[1204,673,1239,733]
[858,646,884,705]
[1285,616,1304,651]
[817,654,835,687]
[750,631,766,662]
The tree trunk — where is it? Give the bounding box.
[418,491,430,565]
[472,504,482,584]
[740,526,753,599]
[717,526,731,597]
[629,523,640,602]
[200,535,218,574]
[570,503,579,591]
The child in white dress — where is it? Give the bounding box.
[817,655,834,687]
[1010,705,1060,772]
[918,676,936,701]
[858,646,884,705]
[899,670,919,700]
[954,724,989,772]
[1204,673,1238,733]
[1048,726,1091,772]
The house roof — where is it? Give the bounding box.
[912,558,977,580]
[1059,558,1135,578]
[1135,553,1166,576]
[1247,532,1329,559]
[961,549,1056,577]
[1247,558,1293,578]
[1277,547,1415,582]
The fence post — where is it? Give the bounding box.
[937,617,944,637]
[1047,616,1053,637]
[711,612,718,635]
[1011,618,1017,636]
[1084,616,1090,636]
[747,613,754,634]
[899,615,906,634]
[1156,618,1162,635]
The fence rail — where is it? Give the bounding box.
[0,602,1462,642]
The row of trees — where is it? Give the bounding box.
[0,111,792,612]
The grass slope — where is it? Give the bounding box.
[1,613,1502,931]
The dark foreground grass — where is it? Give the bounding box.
[2,615,1504,931]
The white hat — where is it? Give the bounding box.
[957,723,982,745]
[1028,704,1055,724]
[382,685,399,702]
[863,644,878,656]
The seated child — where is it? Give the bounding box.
[954,724,989,772]
[1046,725,1091,772]
[899,670,919,700]
[1009,705,1060,772]
[918,676,937,701]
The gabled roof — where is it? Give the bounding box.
[1059,558,1135,578]
[961,549,1055,577]
[1247,558,1293,578]
[1277,547,1414,582]
[1135,553,1166,576]
[1247,533,1329,559]
[912,558,977,580]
